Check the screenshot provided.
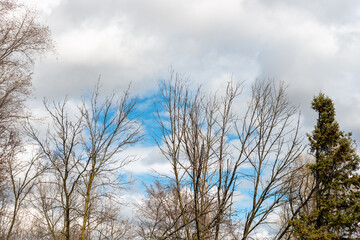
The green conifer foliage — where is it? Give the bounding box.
[292,93,360,239]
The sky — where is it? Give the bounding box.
[24,0,360,138]
[19,0,360,236]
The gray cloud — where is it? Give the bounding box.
[23,0,360,144]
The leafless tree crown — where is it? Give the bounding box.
[0,1,52,239]
[136,74,303,240]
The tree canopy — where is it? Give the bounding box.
[293,93,360,239]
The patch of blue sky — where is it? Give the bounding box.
[226,134,238,143]
[132,96,159,146]
[132,172,172,198]
[132,90,170,147]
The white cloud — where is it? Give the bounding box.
[121,145,172,175]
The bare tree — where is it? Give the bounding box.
[136,74,242,240]
[237,80,303,239]
[0,0,52,238]
[137,181,190,239]
[275,155,316,240]
[0,0,52,69]
[0,0,52,126]
[154,76,240,240]
[0,0,51,190]
[26,84,142,240]
[137,180,238,240]
[29,181,64,240]
[91,196,135,240]
[26,99,84,240]
[137,74,303,240]
[78,84,142,240]
[0,132,18,238]
[2,145,44,240]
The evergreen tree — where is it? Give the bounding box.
[292,93,360,239]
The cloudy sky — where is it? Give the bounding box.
[23,0,360,138]
[20,0,360,232]
[19,0,360,221]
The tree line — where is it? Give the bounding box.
[0,1,359,239]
